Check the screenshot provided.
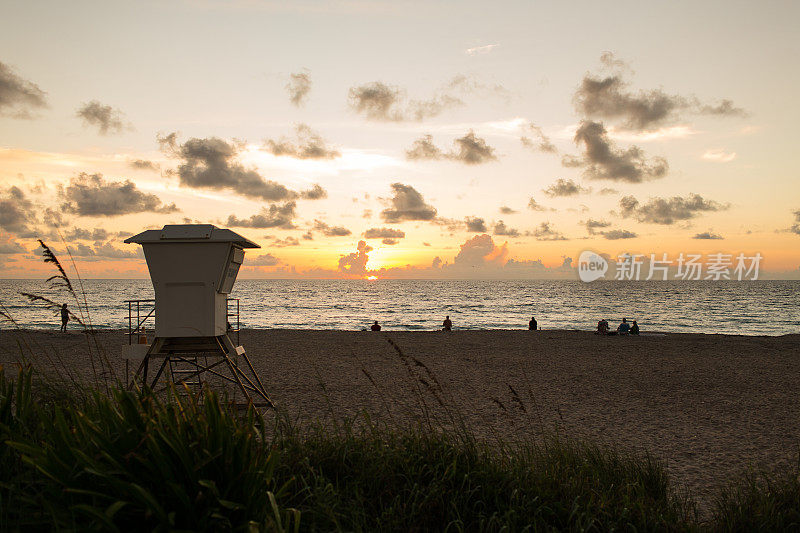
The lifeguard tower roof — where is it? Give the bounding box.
[124,224,260,248]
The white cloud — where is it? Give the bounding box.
[701,149,736,163]
[465,43,499,56]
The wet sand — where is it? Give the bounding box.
[2,328,800,511]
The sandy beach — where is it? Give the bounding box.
[2,328,800,511]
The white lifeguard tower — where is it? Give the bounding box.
[123,224,272,407]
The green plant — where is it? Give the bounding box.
[711,463,800,531]
[271,416,696,531]
[1,369,298,531]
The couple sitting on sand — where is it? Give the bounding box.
[369,316,453,331]
[596,318,639,336]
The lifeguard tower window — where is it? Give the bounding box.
[220,247,245,294]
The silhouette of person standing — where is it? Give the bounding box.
[60,303,69,332]
[442,315,452,331]
[370,320,381,331]
[529,316,537,330]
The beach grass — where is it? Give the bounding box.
[0,367,298,531]
[271,416,694,531]
[711,465,800,531]
[5,366,799,531]
[1,365,694,531]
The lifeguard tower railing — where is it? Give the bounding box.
[125,298,241,346]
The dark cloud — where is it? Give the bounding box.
[302,231,313,240]
[465,216,487,232]
[433,217,463,232]
[226,202,296,229]
[0,240,25,254]
[405,135,444,160]
[300,184,328,200]
[568,121,668,182]
[347,80,460,122]
[575,74,686,131]
[0,186,36,235]
[601,229,637,240]
[248,253,280,266]
[287,71,311,107]
[530,222,567,241]
[76,100,128,135]
[406,131,497,165]
[64,227,110,241]
[693,231,724,240]
[348,75,504,122]
[582,218,611,234]
[43,207,65,228]
[64,243,96,257]
[92,242,139,258]
[364,227,405,239]
[598,51,627,70]
[599,187,618,195]
[493,220,520,237]
[313,219,351,237]
[409,94,463,122]
[499,206,517,215]
[619,194,727,225]
[791,210,800,235]
[270,236,300,247]
[574,54,746,130]
[160,134,297,201]
[338,240,372,276]
[129,159,160,171]
[543,178,590,197]
[382,238,399,245]
[61,241,139,259]
[348,82,404,121]
[520,122,556,153]
[59,173,178,217]
[527,197,549,212]
[0,61,47,118]
[157,132,179,151]
[699,99,748,117]
[451,131,497,164]
[263,124,340,160]
[380,183,437,223]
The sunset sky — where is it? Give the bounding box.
[1,0,799,279]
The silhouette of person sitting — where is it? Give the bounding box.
[442,315,452,331]
[529,316,537,330]
[60,303,69,332]
[371,320,381,331]
[596,319,609,335]
[618,318,631,335]
[630,320,640,335]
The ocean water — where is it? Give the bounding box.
[1,279,798,336]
